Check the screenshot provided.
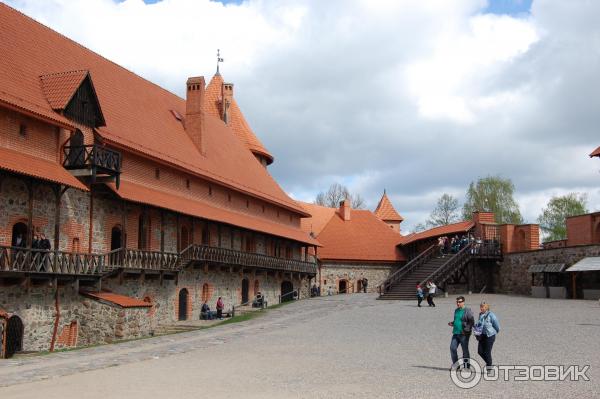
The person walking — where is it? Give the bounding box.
[362,277,368,293]
[216,296,224,320]
[426,280,436,307]
[475,301,500,372]
[448,296,474,369]
[416,282,424,307]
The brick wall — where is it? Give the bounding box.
[566,213,600,246]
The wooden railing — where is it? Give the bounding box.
[0,244,317,276]
[106,248,180,271]
[379,245,436,294]
[63,144,121,175]
[0,246,103,275]
[181,244,317,274]
[420,242,501,288]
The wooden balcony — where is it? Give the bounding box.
[181,244,317,274]
[105,248,179,272]
[63,144,121,188]
[0,246,103,276]
[0,245,317,277]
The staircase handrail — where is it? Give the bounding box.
[420,242,473,288]
[379,244,436,293]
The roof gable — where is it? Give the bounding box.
[0,3,304,215]
[374,192,403,222]
[204,74,274,164]
[315,209,405,262]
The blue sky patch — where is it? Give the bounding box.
[484,0,532,16]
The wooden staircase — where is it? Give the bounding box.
[378,242,499,300]
[378,255,453,300]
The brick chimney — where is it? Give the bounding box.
[220,82,233,123]
[339,199,351,221]
[185,76,205,154]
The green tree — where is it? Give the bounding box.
[462,176,523,224]
[427,193,460,227]
[537,193,588,241]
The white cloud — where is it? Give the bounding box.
[6,0,600,235]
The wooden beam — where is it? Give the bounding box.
[88,187,94,253]
[160,210,165,252]
[26,179,33,247]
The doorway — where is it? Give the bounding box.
[11,222,28,247]
[281,281,294,302]
[4,315,24,358]
[339,279,348,294]
[178,288,189,321]
[241,278,249,304]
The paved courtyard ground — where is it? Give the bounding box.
[0,294,598,398]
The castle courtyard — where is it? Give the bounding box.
[0,294,598,398]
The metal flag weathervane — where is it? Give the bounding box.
[216,49,224,74]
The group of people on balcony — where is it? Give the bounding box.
[437,234,475,257]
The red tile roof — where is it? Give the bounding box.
[374,192,403,221]
[204,74,274,164]
[590,146,600,157]
[401,221,475,245]
[299,202,405,262]
[39,70,88,110]
[109,181,320,246]
[81,291,152,308]
[0,146,89,190]
[299,202,337,236]
[0,4,303,217]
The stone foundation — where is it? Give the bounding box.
[0,266,309,352]
[318,262,400,294]
[495,244,600,295]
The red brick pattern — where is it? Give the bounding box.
[56,320,78,348]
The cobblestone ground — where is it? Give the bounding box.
[0,294,598,398]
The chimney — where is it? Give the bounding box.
[339,199,351,221]
[220,82,234,123]
[185,76,205,154]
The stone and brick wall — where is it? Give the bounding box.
[318,262,400,294]
[495,244,600,295]
[0,266,308,352]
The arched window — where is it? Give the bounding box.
[201,283,211,302]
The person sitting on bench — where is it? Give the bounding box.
[252,292,264,308]
[200,301,214,320]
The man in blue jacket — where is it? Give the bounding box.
[448,296,475,368]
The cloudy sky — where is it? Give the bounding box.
[7,0,600,233]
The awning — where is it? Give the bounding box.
[0,146,88,191]
[528,263,566,273]
[108,181,321,247]
[81,291,152,308]
[566,257,600,272]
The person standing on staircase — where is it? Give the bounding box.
[426,280,436,307]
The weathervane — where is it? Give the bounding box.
[216,49,224,74]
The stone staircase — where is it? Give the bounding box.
[378,255,453,300]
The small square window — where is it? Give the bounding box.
[186,179,190,189]
[209,186,212,196]
[155,168,160,179]
[228,194,232,202]
[19,124,27,137]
